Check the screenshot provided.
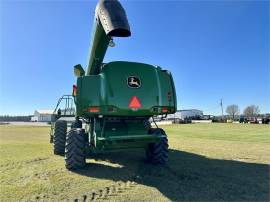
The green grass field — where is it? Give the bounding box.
[0,123,269,201]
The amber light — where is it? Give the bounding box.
[162,107,169,113]
[88,107,100,113]
[72,85,77,97]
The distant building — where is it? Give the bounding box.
[59,108,75,116]
[167,109,203,120]
[31,109,54,122]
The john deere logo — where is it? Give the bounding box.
[127,76,141,88]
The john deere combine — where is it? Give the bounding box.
[52,0,177,170]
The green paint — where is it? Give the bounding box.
[86,20,110,75]
[76,61,176,117]
[73,0,177,151]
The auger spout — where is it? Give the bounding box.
[86,0,131,75]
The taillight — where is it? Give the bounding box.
[72,85,77,97]
[152,107,172,113]
[162,107,168,113]
[87,107,99,113]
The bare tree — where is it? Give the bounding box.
[226,104,240,120]
[243,105,260,118]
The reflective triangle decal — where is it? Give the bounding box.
[129,96,142,108]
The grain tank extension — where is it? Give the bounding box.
[52,0,177,170]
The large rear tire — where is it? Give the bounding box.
[65,129,86,170]
[143,119,151,131]
[53,120,67,155]
[146,128,168,165]
[71,119,82,129]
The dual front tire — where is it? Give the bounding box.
[53,120,86,170]
[65,129,86,170]
[53,120,67,155]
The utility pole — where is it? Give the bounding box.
[220,98,224,120]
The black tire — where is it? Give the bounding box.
[53,120,67,155]
[143,119,151,131]
[145,128,169,165]
[65,129,86,170]
[71,119,82,129]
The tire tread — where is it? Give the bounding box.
[145,128,169,165]
[65,129,86,170]
[53,120,67,155]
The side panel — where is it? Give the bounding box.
[76,75,101,116]
[157,70,177,112]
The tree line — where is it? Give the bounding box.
[225,104,262,120]
[0,115,32,122]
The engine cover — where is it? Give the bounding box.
[75,61,177,117]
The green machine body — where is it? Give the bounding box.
[52,0,177,170]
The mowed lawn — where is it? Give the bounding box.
[0,123,269,201]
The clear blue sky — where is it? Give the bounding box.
[0,0,269,116]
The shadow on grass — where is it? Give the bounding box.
[74,149,269,201]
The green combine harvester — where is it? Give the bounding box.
[51,0,177,170]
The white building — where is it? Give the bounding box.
[31,109,54,122]
[167,109,203,120]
